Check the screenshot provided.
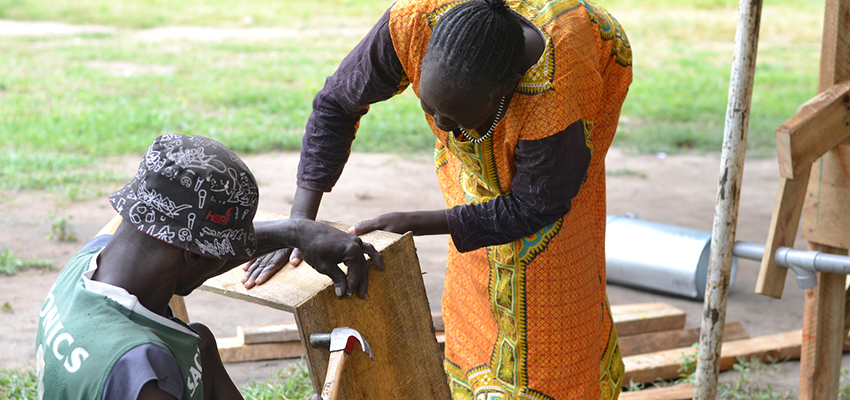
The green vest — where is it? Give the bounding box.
[35,247,204,400]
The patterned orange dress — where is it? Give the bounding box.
[389,1,633,398]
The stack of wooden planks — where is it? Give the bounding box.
[216,302,805,400]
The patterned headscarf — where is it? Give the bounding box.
[109,134,259,259]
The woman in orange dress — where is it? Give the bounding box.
[246,0,632,397]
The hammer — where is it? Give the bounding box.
[309,327,374,400]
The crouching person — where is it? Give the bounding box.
[35,134,382,400]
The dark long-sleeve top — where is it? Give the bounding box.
[297,8,591,252]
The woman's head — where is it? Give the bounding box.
[420,0,525,131]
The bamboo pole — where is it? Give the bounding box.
[694,0,763,398]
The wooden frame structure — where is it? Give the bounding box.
[754,0,850,398]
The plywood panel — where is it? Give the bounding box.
[802,146,850,248]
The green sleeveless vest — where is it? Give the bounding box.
[35,247,204,400]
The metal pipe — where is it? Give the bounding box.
[731,241,850,290]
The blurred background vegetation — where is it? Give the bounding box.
[0,0,824,199]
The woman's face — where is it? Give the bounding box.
[418,73,502,133]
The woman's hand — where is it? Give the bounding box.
[349,210,450,237]
[294,220,383,299]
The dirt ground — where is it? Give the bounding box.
[3,147,848,392]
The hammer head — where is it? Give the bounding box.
[310,327,374,360]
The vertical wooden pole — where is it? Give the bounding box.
[798,2,850,398]
[694,0,762,398]
[799,245,847,400]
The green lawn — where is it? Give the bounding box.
[0,0,825,197]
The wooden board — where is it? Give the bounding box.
[802,145,850,248]
[775,78,850,179]
[618,322,748,357]
[611,302,686,336]
[200,211,396,314]
[623,330,802,384]
[619,383,694,400]
[216,336,305,363]
[202,211,449,399]
[755,171,810,298]
[238,322,300,345]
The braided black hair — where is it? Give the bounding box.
[421,0,525,100]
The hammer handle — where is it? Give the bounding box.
[320,350,348,400]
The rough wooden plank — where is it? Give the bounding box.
[623,330,802,384]
[619,322,749,357]
[238,322,299,345]
[216,336,305,363]
[818,0,850,92]
[95,214,123,237]
[619,383,694,400]
[611,302,686,337]
[168,296,189,323]
[802,146,850,248]
[775,78,850,179]
[800,245,847,400]
[755,171,810,298]
[200,211,396,313]
[295,232,450,399]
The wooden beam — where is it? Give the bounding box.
[619,322,749,357]
[216,336,305,363]
[620,383,694,400]
[611,302,686,336]
[755,170,811,298]
[238,322,300,345]
[775,78,850,179]
[799,245,847,400]
[623,330,802,384]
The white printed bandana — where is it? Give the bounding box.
[109,134,259,259]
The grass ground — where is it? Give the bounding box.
[0,0,825,198]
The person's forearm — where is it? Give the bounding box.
[407,210,449,236]
[290,186,323,220]
[220,219,306,270]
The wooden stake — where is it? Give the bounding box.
[799,245,848,400]
[694,0,762,398]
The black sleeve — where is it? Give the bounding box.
[297,7,407,192]
[447,120,592,252]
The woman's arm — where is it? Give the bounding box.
[242,8,406,288]
[447,119,591,252]
[349,120,592,253]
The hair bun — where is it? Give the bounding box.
[483,0,511,13]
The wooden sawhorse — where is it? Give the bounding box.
[755,0,850,398]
